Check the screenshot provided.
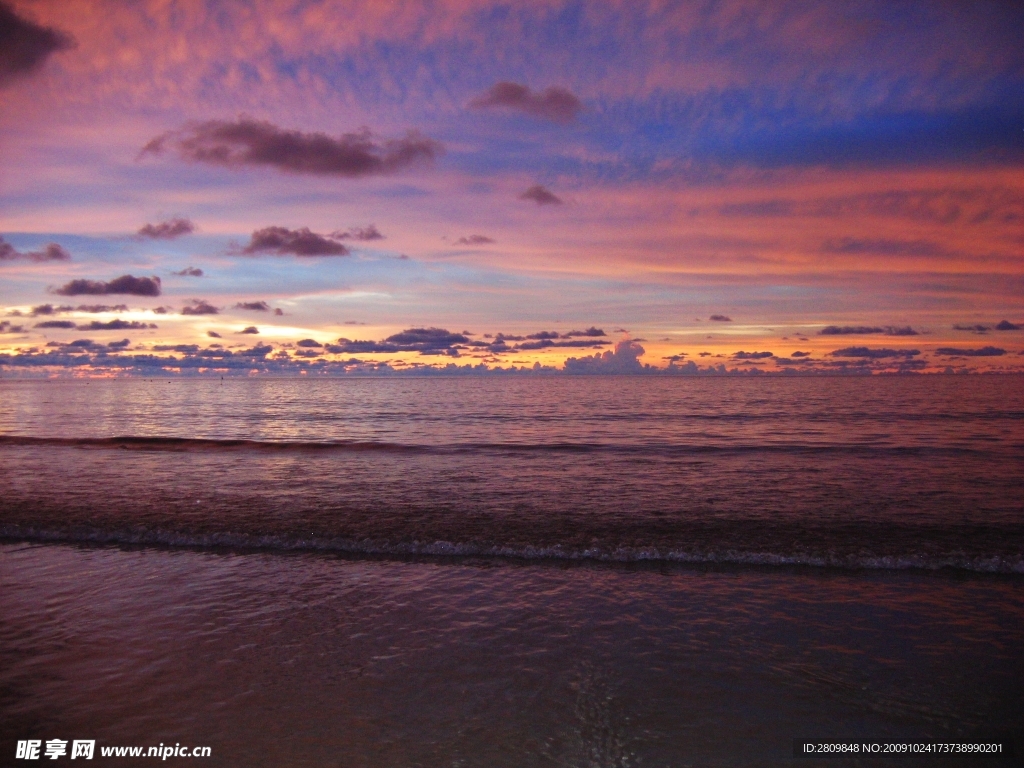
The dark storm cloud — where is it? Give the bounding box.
[241,227,350,257]
[141,118,442,177]
[820,325,919,336]
[935,346,1006,357]
[829,347,921,359]
[455,235,495,245]
[995,320,1021,331]
[791,351,811,357]
[235,301,270,311]
[331,225,384,241]
[732,351,773,359]
[53,275,161,297]
[0,2,74,85]
[520,185,562,205]
[172,266,203,277]
[181,299,218,315]
[0,237,71,263]
[295,339,322,348]
[138,218,195,239]
[207,331,221,338]
[469,82,583,123]
[239,326,259,334]
[709,315,732,322]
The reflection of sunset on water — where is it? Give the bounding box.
[1,0,1021,375]
[2,4,1022,763]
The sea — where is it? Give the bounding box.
[1,376,1022,766]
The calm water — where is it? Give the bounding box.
[1,377,1023,765]
[1,376,1022,569]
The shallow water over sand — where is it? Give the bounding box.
[2,543,1022,767]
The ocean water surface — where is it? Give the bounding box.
[1,376,1022,765]
[1,376,1022,569]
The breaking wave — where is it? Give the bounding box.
[2,524,1022,574]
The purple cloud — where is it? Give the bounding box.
[53,275,161,297]
[1,237,71,263]
[241,227,350,257]
[332,225,384,241]
[470,82,582,123]
[520,185,562,205]
[33,320,76,329]
[820,325,919,336]
[181,299,218,315]
[138,218,195,239]
[829,347,920,359]
[77,320,156,331]
[0,2,74,85]
[142,118,442,177]
[935,346,1006,357]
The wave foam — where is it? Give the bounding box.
[3,525,1021,574]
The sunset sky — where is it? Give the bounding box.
[2,0,1022,375]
